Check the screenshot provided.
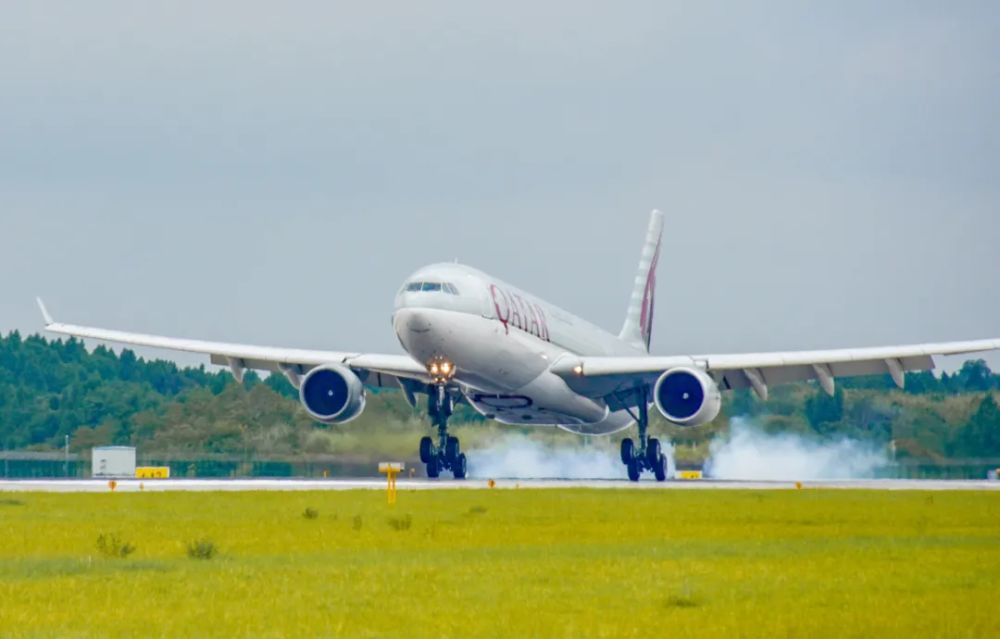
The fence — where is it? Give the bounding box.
[0,452,396,479]
[1,452,86,479]
[1,452,998,480]
[892,457,1000,480]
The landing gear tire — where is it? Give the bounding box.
[646,438,662,467]
[626,458,641,482]
[419,436,434,464]
[426,457,440,479]
[653,453,667,482]
[620,389,670,482]
[620,438,635,465]
[445,436,460,463]
[452,453,467,479]
[423,384,458,479]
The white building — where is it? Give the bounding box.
[91,446,136,478]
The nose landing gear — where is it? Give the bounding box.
[620,390,668,482]
[419,385,467,479]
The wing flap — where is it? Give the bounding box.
[42,307,430,388]
[553,339,1000,400]
[714,355,934,390]
[701,340,1000,370]
[49,321,356,367]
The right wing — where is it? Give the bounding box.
[37,299,431,394]
[552,338,1000,405]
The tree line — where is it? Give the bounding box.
[0,332,997,461]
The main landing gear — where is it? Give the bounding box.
[419,385,467,479]
[619,391,668,482]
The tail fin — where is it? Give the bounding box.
[619,210,663,352]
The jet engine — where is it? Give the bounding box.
[299,363,366,424]
[653,367,721,427]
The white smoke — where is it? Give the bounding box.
[469,435,674,479]
[705,418,890,481]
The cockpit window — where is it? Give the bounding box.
[404,281,459,295]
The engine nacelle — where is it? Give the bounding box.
[299,363,366,424]
[653,367,721,427]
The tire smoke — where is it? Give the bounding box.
[704,418,890,480]
[468,435,674,479]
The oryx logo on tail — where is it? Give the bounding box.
[639,237,660,350]
[619,209,664,353]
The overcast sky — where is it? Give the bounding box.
[1,1,998,372]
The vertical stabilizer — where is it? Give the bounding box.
[619,210,663,352]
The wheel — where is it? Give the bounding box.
[646,438,661,467]
[419,436,434,464]
[626,458,641,482]
[620,438,635,465]
[452,453,467,479]
[426,457,440,478]
[653,453,667,482]
[445,436,460,463]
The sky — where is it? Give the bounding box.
[1,1,999,372]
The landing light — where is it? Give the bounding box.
[427,357,456,384]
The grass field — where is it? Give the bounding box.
[1,489,998,638]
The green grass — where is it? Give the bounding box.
[0,490,998,638]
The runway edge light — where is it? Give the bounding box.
[379,462,404,505]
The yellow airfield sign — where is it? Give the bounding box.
[135,466,170,479]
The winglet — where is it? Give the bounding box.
[36,297,54,326]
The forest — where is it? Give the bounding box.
[0,331,998,464]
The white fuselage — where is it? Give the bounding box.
[392,263,643,435]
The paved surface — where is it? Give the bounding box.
[1,478,998,492]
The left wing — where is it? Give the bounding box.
[552,338,1000,403]
[37,299,431,394]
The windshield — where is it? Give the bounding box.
[403,281,459,295]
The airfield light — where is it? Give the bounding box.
[378,462,404,505]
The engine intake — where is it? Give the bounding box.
[299,363,366,424]
[653,367,721,426]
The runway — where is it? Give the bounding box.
[1,478,998,492]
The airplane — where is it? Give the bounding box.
[37,210,1000,481]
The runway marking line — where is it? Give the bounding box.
[1,479,998,492]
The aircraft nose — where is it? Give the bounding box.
[393,309,432,335]
[406,310,432,333]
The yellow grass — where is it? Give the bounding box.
[0,489,998,638]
